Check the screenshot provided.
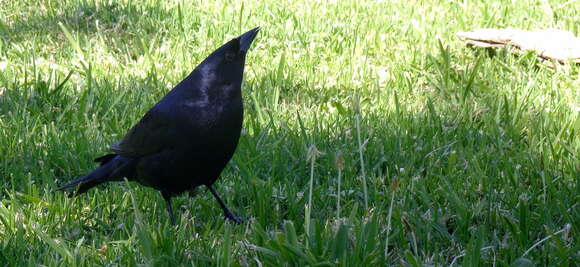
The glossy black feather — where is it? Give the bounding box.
[56,27,260,224]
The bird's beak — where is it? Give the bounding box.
[238,27,260,52]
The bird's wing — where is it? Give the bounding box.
[110,107,175,157]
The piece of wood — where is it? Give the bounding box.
[457,28,580,64]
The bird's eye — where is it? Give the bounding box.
[225,51,236,62]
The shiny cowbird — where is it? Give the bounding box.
[56,27,260,225]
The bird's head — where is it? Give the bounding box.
[196,27,260,92]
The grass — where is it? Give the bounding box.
[0,0,578,265]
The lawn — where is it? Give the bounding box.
[0,0,578,265]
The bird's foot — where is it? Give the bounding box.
[224,211,243,224]
[169,213,177,226]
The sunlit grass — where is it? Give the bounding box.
[1,0,578,265]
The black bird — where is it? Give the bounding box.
[56,27,260,225]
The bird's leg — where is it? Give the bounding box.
[161,192,176,225]
[207,185,242,224]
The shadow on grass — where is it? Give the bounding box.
[0,52,577,265]
[0,1,177,43]
[228,59,577,264]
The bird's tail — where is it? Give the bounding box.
[55,155,129,196]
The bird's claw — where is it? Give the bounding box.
[224,212,243,224]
